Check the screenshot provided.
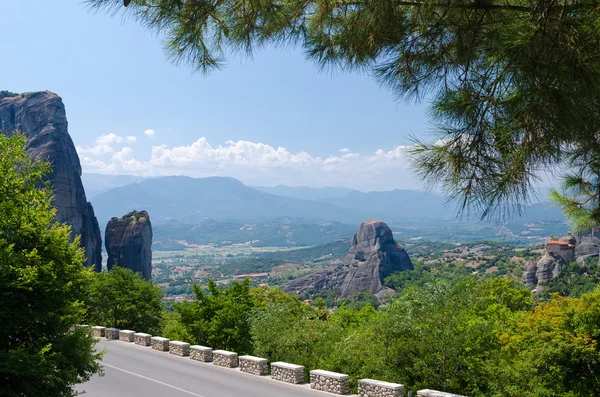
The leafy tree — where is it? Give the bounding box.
[491,288,600,396]
[88,0,600,218]
[0,135,102,397]
[85,266,164,334]
[167,279,255,354]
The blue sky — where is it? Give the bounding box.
[1,1,433,190]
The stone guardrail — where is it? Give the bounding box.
[134,332,151,346]
[239,355,268,376]
[151,336,170,351]
[119,330,135,343]
[92,326,105,338]
[105,328,119,340]
[190,345,213,362]
[310,369,350,395]
[271,362,305,384]
[170,341,190,356]
[417,390,466,397]
[359,379,404,397]
[213,350,239,368]
[91,325,468,397]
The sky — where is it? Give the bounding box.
[1,1,435,190]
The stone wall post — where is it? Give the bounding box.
[134,332,152,346]
[151,336,170,351]
[239,356,268,375]
[310,369,350,395]
[105,328,119,340]
[92,326,106,338]
[212,350,239,368]
[190,345,213,362]
[417,390,467,397]
[169,341,191,356]
[271,362,305,384]
[119,330,135,342]
[358,379,404,397]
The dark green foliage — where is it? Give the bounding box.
[166,279,255,354]
[384,261,470,291]
[85,266,164,334]
[0,90,18,100]
[539,258,600,299]
[0,135,102,397]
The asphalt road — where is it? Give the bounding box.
[77,339,347,397]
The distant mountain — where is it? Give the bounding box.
[91,176,375,227]
[90,175,568,248]
[82,173,147,199]
[252,185,354,200]
[320,189,456,219]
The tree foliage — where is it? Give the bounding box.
[87,0,600,218]
[493,289,600,396]
[166,279,256,354]
[0,135,102,397]
[85,266,164,334]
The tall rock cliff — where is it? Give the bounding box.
[0,91,102,270]
[282,220,413,298]
[105,210,153,279]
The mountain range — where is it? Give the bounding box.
[87,174,565,228]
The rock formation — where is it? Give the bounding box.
[105,210,153,279]
[282,220,413,298]
[575,237,600,258]
[0,91,102,270]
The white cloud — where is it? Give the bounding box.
[80,137,417,190]
[339,148,351,153]
[96,133,123,145]
[77,133,140,157]
[144,129,156,138]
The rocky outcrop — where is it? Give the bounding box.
[0,91,102,270]
[282,220,413,298]
[105,210,153,279]
[575,237,600,258]
[525,253,562,294]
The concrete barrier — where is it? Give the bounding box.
[239,355,268,376]
[310,369,349,395]
[105,328,119,340]
[271,362,304,384]
[213,350,239,368]
[92,326,105,338]
[170,341,190,356]
[134,332,152,346]
[119,330,135,342]
[190,345,213,362]
[151,336,170,352]
[417,390,466,397]
[359,379,404,397]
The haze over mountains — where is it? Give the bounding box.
[86,173,565,227]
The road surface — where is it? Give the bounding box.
[77,339,346,397]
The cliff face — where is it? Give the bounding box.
[105,210,153,279]
[282,220,413,298]
[0,91,102,270]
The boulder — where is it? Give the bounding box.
[0,91,102,270]
[105,210,153,279]
[282,220,413,298]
